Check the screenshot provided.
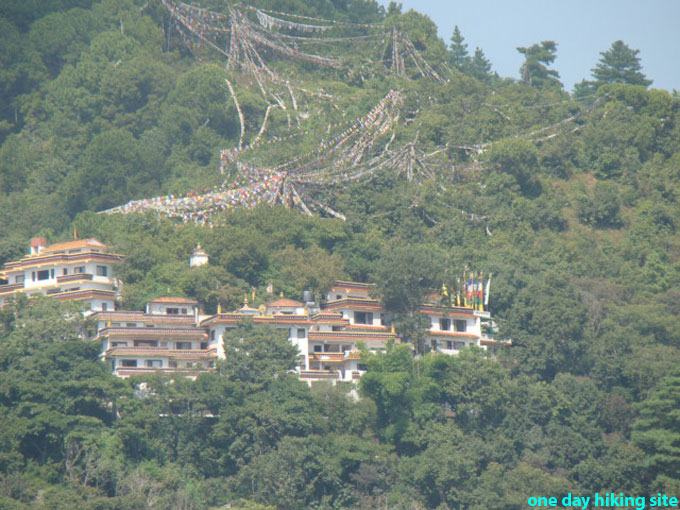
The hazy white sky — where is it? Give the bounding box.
[378,0,680,92]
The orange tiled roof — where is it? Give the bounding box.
[267,298,303,307]
[148,296,198,304]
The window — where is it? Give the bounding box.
[313,345,322,353]
[96,265,108,277]
[166,308,179,315]
[37,270,50,281]
[169,361,177,368]
[181,308,188,315]
[297,328,306,339]
[62,268,68,275]
[146,360,162,368]
[74,266,85,274]
[134,340,158,347]
[126,322,137,328]
[354,311,373,325]
[112,323,121,327]
[101,303,108,311]
[210,330,215,340]
[380,313,386,325]
[200,342,208,350]
[209,361,215,368]
[336,294,342,300]
[15,274,24,283]
[175,342,192,350]
[440,318,451,331]
[453,341,466,350]
[112,342,128,347]
[454,320,467,332]
[332,326,343,331]
[121,360,137,367]
[447,341,453,350]
[431,340,438,350]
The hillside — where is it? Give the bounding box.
[0,0,679,509]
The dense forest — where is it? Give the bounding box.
[1,0,679,508]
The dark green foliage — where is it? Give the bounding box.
[517,41,561,88]
[592,40,652,87]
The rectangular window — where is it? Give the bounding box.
[37,270,50,281]
[101,302,107,311]
[175,342,192,350]
[200,342,208,350]
[181,308,188,315]
[454,341,466,350]
[431,340,438,350]
[145,360,162,368]
[32,272,35,282]
[111,342,128,347]
[134,340,158,347]
[15,274,24,283]
[121,359,137,367]
[314,345,322,353]
[354,311,373,325]
[166,308,179,315]
[169,361,177,368]
[74,266,85,274]
[126,323,137,328]
[62,268,68,275]
[96,265,108,277]
[297,328,306,339]
[454,320,467,332]
[50,269,54,279]
[210,330,215,340]
[440,318,451,331]
[447,341,453,350]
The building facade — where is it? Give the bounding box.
[0,238,123,312]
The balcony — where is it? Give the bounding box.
[298,370,340,381]
[57,273,93,284]
[0,283,24,295]
[309,353,345,362]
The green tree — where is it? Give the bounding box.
[592,40,652,87]
[220,321,299,386]
[469,47,493,82]
[632,370,680,490]
[517,41,561,88]
[449,26,469,71]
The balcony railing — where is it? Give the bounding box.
[298,370,340,380]
[0,283,24,294]
[57,273,94,283]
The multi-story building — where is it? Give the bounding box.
[92,297,216,379]
[0,237,123,312]
[1,237,506,382]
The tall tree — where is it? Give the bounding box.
[449,25,469,71]
[469,47,493,82]
[592,40,652,87]
[517,41,561,88]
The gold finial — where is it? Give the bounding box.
[244,295,249,306]
[74,226,78,240]
[391,325,396,335]
[217,302,222,314]
[280,291,284,297]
